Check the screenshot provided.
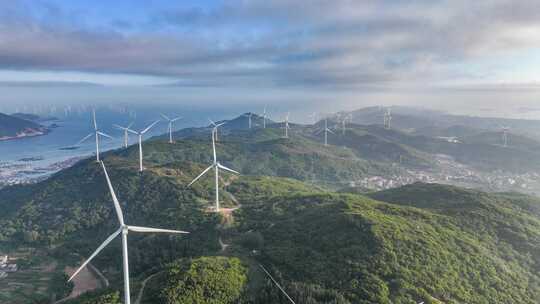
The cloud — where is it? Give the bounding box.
[0,0,539,88]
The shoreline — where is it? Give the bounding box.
[0,128,50,142]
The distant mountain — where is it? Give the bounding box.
[0,112,49,140]
[344,106,540,140]
[11,112,58,123]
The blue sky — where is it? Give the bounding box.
[0,0,539,117]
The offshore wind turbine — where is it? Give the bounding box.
[160,114,182,144]
[126,120,160,172]
[78,109,113,162]
[188,124,239,212]
[383,107,392,129]
[501,126,510,147]
[68,161,188,304]
[114,122,134,148]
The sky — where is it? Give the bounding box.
[0,0,539,117]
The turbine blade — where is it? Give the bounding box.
[97,131,113,139]
[160,113,171,121]
[113,124,126,130]
[92,109,97,130]
[327,129,335,134]
[216,122,226,128]
[208,118,216,126]
[171,116,182,122]
[68,228,122,282]
[128,226,189,234]
[314,129,323,135]
[100,161,125,225]
[218,163,240,175]
[141,120,160,134]
[77,133,94,145]
[188,165,214,186]
[126,128,138,135]
[127,122,134,129]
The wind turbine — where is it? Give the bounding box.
[160,114,182,144]
[114,123,134,148]
[341,113,352,135]
[316,118,334,146]
[68,161,188,304]
[78,109,113,162]
[283,113,291,138]
[188,124,239,212]
[243,113,253,129]
[126,120,160,172]
[308,112,318,125]
[501,126,510,147]
[383,107,392,129]
[262,106,268,128]
[209,119,224,141]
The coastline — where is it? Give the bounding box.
[0,128,50,142]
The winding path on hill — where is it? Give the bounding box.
[135,272,161,304]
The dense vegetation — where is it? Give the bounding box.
[161,256,248,304]
[1,117,539,303]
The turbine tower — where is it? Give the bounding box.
[283,113,291,138]
[161,114,182,144]
[126,120,160,172]
[188,124,239,212]
[68,161,188,304]
[78,109,113,162]
[114,122,134,148]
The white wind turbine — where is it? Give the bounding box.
[383,107,392,129]
[208,119,224,141]
[78,109,113,162]
[341,113,352,135]
[501,126,510,147]
[283,112,291,138]
[160,114,182,144]
[126,120,160,172]
[188,124,239,212]
[114,122,134,148]
[243,112,253,129]
[68,161,188,304]
[308,112,318,125]
[316,118,334,146]
[262,106,268,128]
